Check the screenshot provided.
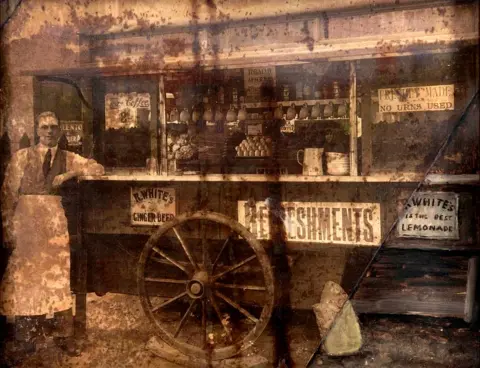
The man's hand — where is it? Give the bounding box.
[88,163,105,176]
[52,171,81,188]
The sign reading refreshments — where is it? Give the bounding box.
[238,201,381,246]
[397,192,459,239]
[378,84,454,112]
[105,93,151,129]
[244,67,276,102]
[131,187,176,225]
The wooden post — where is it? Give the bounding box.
[80,78,94,158]
[361,89,373,176]
[74,182,87,337]
[465,256,478,323]
[159,75,167,175]
[349,61,358,176]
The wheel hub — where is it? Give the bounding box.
[187,271,208,298]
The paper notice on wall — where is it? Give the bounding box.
[238,201,381,246]
[105,92,151,129]
[60,121,83,146]
[378,84,454,113]
[397,192,459,239]
[244,67,276,102]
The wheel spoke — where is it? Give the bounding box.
[145,277,189,284]
[151,291,188,312]
[212,233,234,271]
[202,299,207,348]
[152,247,190,275]
[214,290,258,323]
[201,221,212,272]
[211,255,257,281]
[172,227,199,271]
[174,299,198,338]
[210,294,232,342]
[214,282,266,291]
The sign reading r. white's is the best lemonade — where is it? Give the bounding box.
[397,192,459,239]
[131,187,176,225]
[238,201,381,246]
[378,84,454,113]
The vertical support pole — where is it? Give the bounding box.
[349,61,358,176]
[74,181,87,338]
[465,256,478,323]
[361,90,373,176]
[159,75,168,175]
[149,76,159,174]
[80,77,93,158]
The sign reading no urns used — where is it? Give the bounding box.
[398,192,459,239]
[378,84,454,113]
[131,187,176,225]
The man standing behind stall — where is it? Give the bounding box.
[0,111,104,359]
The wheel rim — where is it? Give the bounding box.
[137,211,274,360]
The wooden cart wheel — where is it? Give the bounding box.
[137,211,274,360]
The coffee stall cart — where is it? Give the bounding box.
[28,4,479,360]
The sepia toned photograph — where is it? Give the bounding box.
[0,1,479,367]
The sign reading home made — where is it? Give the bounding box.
[397,192,459,239]
[238,201,381,246]
[131,187,176,225]
[378,84,454,112]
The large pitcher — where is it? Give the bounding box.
[297,148,324,176]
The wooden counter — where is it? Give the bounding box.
[79,173,479,185]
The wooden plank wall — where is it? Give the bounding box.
[353,249,469,319]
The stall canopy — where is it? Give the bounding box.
[24,1,479,77]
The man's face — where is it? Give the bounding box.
[37,116,61,147]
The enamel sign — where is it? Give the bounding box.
[131,187,176,225]
[397,192,459,239]
[238,201,381,246]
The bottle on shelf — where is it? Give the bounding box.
[314,79,322,99]
[169,108,179,122]
[218,86,225,105]
[283,84,290,101]
[322,82,330,100]
[295,80,303,100]
[332,81,341,99]
[303,75,312,100]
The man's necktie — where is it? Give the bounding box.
[43,149,52,178]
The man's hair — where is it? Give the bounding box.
[36,111,59,126]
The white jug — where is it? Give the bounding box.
[297,148,324,176]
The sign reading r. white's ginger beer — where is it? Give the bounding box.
[238,201,381,246]
[131,187,176,225]
[378,84,454,112]
[397,192,459,239]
